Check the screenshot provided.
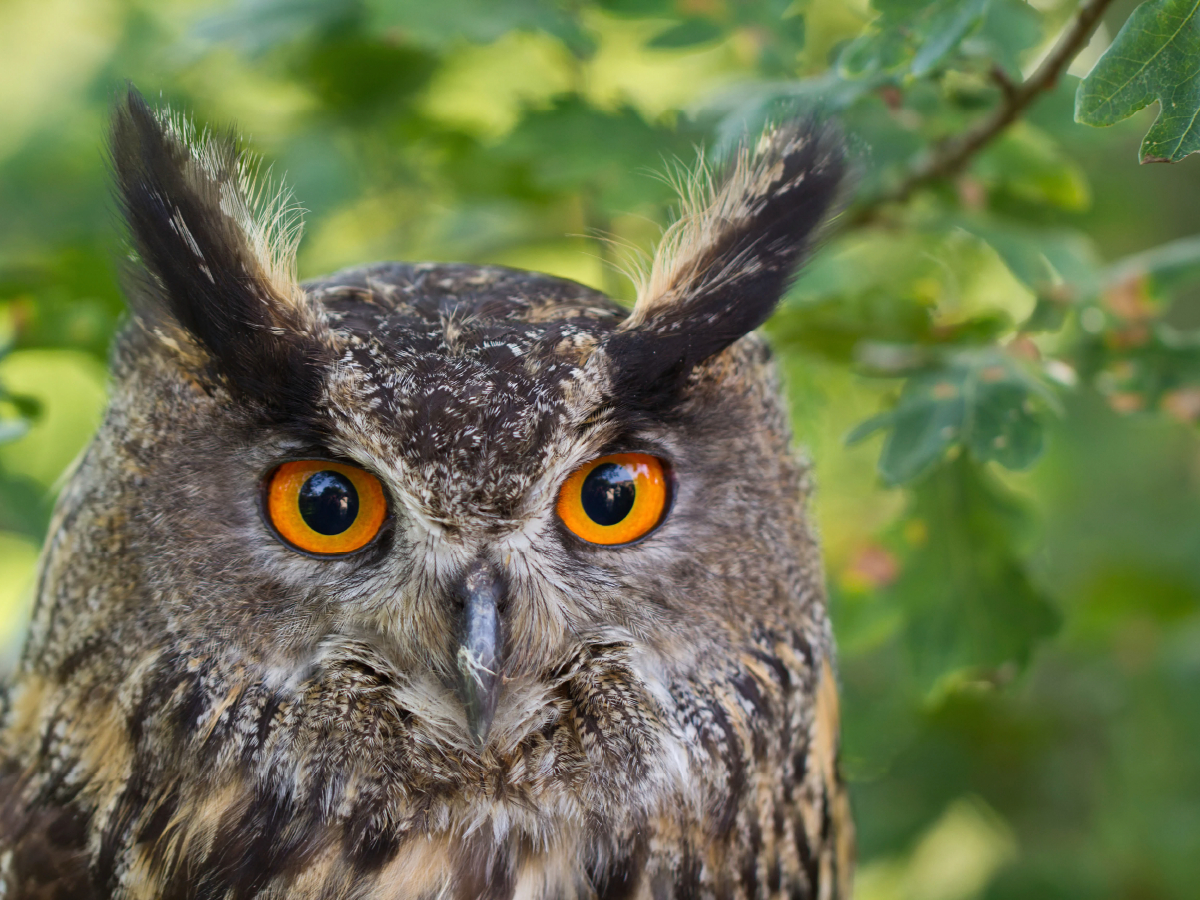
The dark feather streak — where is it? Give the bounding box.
[110,88,328,420]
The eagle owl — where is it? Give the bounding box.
[0,90,851,899]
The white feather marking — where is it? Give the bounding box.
[154,106,309,315]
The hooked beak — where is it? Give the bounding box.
[454,560,504,744]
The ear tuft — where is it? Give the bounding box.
[111,88,327,413]
[606,119,846,404]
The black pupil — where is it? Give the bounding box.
[580,463,636,527]
[298,471,359,535]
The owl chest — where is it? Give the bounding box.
[4,628,824,899]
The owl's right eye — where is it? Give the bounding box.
[265,460,387,555]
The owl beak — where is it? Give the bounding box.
[454,560,504,744]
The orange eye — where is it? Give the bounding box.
[557,453,669,546]
[265,460,387,556]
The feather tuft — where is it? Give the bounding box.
[151,107,305,311]
[111,87,328,416]
[605,118,846,406]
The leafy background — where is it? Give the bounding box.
[2,0,1199,896]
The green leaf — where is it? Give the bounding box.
[291,37,439,113]
[776,231,945,362]
[886,457,1060,687]
[485,96,690,212]
[0,465,50,539]
[1075,0,1200,163]
[955,218,1103,299]
[848,349,1057,484]
[597,0,673,13]
[972,0,1043,78]
[972,123,1091,210]
[775,227,1022,363]
[838,0,991,79]
[1106,233,1200,295]
[838,27,909,78]
[911,0,991,77]
[1023,296,1070,332]
[959,220,1055,291]
[5,394,41,420]
[365,0,591,53]
[1078,320,1200,412]
[0,349,37,448]
[193,0,352,55]
[647,18,723,49]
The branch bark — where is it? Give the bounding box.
[848,0,1117,226]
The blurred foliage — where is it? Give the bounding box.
[2,0,1200,896]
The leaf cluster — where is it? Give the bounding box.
[2,0,1200,895]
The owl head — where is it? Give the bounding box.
[3,90,848,897]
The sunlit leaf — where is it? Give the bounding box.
[973,124,1091,210]
[1075,0,1200,163]
[959,220,1055,291]
[955,218,1103,301]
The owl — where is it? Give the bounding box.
[0,89,851,900]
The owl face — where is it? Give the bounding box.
[0,90,850,898]
[119,258,808,753]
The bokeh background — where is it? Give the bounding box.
[2,0,1199,897]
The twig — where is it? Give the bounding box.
[848,0,1116,226]
[989,64,1018,103]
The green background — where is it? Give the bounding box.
[2,0,1199,897]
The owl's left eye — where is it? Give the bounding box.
[265,460,387,555]
[557,452,669,545]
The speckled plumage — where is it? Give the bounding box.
[0,91,852,899]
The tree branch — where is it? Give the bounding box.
[848,0,1117,226]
